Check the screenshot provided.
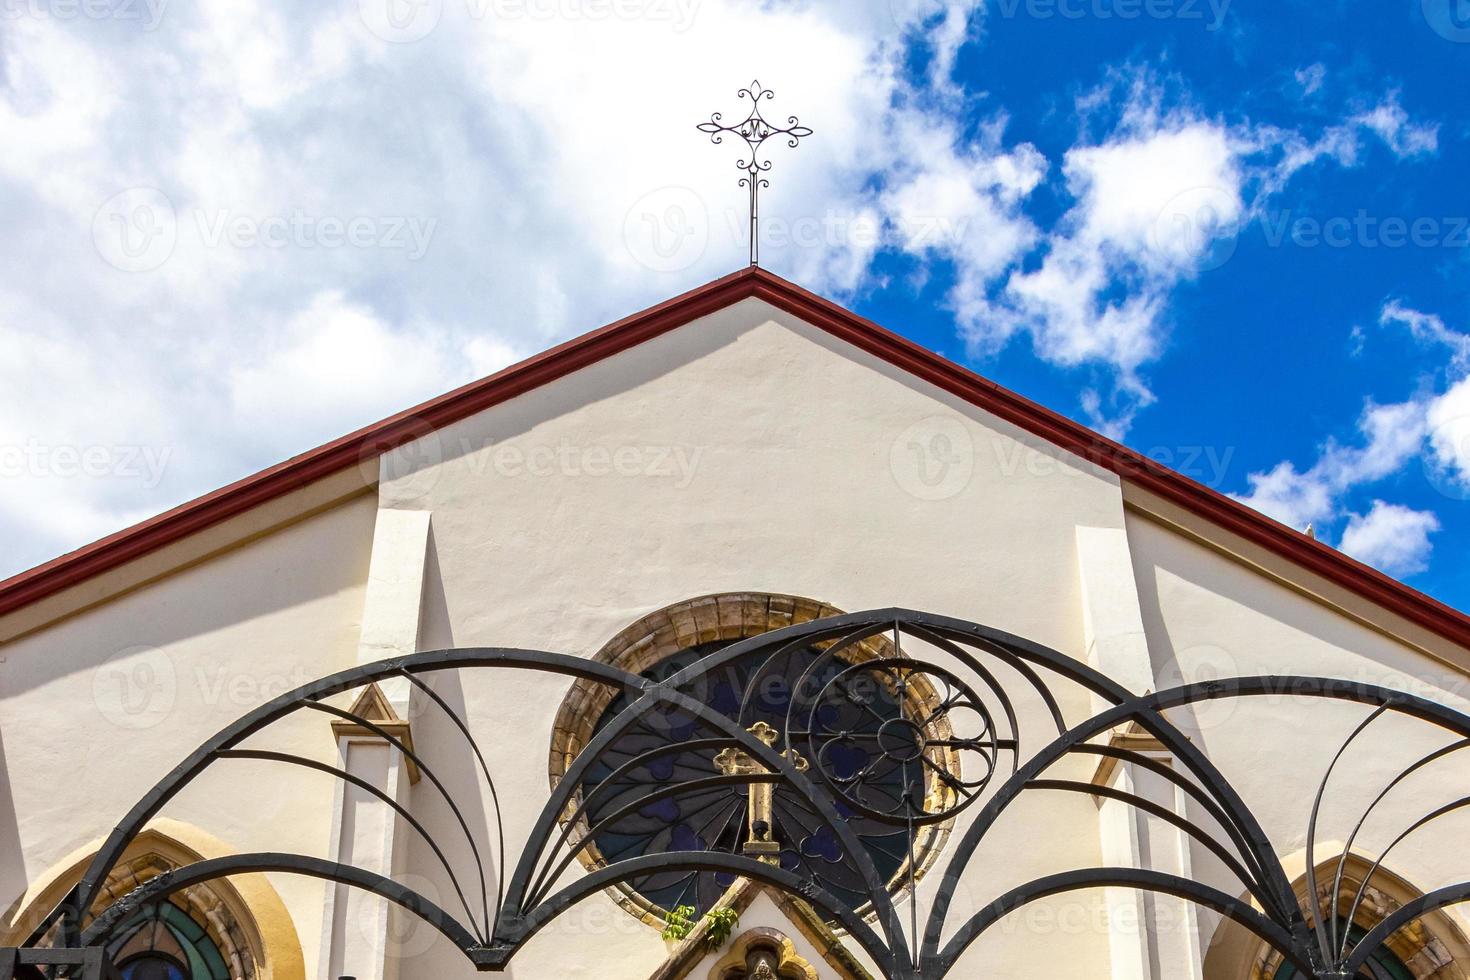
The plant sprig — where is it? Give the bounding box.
[659,904,741,950]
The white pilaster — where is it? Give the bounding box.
[1075,525,1153,702]
[356,508,434,713]
[1075,525,1203,980]
[317,507,432,980]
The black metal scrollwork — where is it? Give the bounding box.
[697,80,812,266]
[11,610,1470,980]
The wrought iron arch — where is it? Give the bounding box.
[9,609,1470,980]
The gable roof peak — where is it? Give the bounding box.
[3,266,1468,655]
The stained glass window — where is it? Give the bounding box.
[578,638,940,916]
[106,900,232,980]
[1271,920,1413,980]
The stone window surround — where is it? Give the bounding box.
[547,592,962,929]
[1244,858,1470,980]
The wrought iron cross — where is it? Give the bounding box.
[697,80,813,267]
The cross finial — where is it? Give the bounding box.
[697,80,813,267]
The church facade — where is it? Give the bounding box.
[2,268,1469,979]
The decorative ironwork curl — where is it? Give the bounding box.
[13,609,1470,980]
[697,80,812,266]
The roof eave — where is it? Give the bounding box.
[3,265,1467,653]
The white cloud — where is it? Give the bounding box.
[0,0,1000,577]
[1353,93,1440,159]
[922,0,982,92]
[1378,303,1470,494]
[1381,301,1470,373]
[1234,304,1470,578]
[1234,399,1427,530]
[1426,376,1470,493]
[1259,92,1438,192]
[0,2,1449,579]
[1295,64,1326,96]
[226,292,515,452]
[882,115,1046,340]
[1339,501,1440,577]
[929,67,1434,438]
[987,98,1245,434]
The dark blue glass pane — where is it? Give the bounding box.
[580,639,925,917]
[120,954,186,980]
[109,900,233,980]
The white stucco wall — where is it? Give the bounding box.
[2,294,1468,980]
[1126,512,1470,973]
[376,298,1131,979]
[0,494,378,972]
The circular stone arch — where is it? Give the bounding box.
[547,592,962,927]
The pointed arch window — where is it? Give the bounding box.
[1270,919,1414,980]
[107,900,233,980]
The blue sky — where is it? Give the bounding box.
[885,0,1470,604]
[1,1,1468,607]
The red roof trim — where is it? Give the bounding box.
[3,266,1468,651]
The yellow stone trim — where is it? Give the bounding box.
[1086,722,1174,796]
[1205,848,1470,980]
[1,818,306,980]
[329,681,421,783]
[649,881,873,980]
[763,890,877,980]
[707,928,818,979]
